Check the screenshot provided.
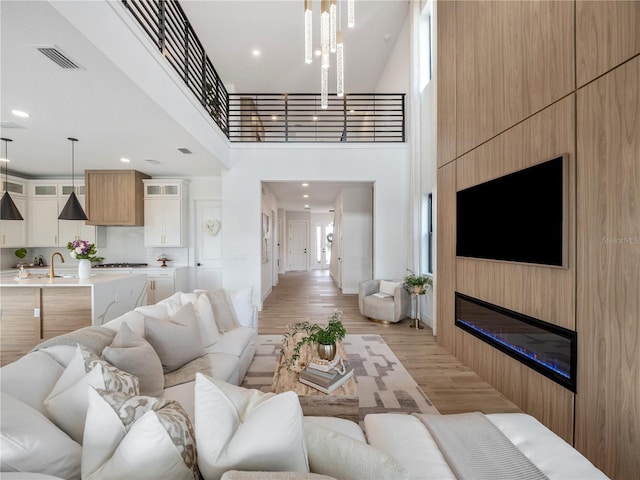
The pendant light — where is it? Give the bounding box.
[0,137,24,221]
[58,137,88,221]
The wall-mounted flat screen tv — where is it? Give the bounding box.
[456,155,567,267]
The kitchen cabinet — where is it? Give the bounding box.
[143,179,188,247]
[85,170,150,226]
[0,286,90,366]
[0,177,27,247]
[0,273,147,366]
[28,197,60,247]
[145,267,188,304]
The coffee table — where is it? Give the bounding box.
[271,337,359,422]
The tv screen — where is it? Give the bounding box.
[456,156,566,267]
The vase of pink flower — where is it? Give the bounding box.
[66,239,102,279]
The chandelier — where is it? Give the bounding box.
[305,0,355,109]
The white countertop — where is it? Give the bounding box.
[0,273,147,287]
[1,265,188,276]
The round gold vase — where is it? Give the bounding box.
[317,343,337,361]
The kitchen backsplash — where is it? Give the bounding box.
[0,226,189,270]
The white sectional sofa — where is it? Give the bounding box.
[0,288,609,480]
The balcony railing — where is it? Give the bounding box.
[228,94,405,143]
[122,0,405,143]
[122,0,229,135]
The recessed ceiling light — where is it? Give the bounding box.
[303,194,309,198]
[314,49,321,57]
[120,157,130,163]
[271,115,277,120]
[11,110,29,118]
[302,183,309,187]
[304,204,310,208]
[252,49,261,57]
[312,116,318,121]
[349,109,355,113]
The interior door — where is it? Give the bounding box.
[194,199,222,291]
[288,220,308,271]
[313,222,333,269]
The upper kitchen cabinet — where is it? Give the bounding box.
[143,179,189,247]
[0,176,27,248]
[85,170,150,226]
[27,182,59,247]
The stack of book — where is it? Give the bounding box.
[298,356,354,394]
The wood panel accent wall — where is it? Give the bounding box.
[575,54,640,479]
[456,96,575,329]
[576,0,640,87]
[436,0,456,167]
[436,1,639,475]
[435,162,456,352]
[455,0,574,156]
[457,329,574,443]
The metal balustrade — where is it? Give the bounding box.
[228,93,405,143]
[122,1,405,143]
[122,0,229,135]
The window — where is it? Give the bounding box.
[422,193,434,274]
[419,2,433,90]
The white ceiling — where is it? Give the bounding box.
[264,181,372,212]
[0,0,408,210]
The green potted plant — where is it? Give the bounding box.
[14,247,27,266]
[281,309,346,371]
[402,269,433,295]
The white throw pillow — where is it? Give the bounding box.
[103,323,164,396]
[44,345,139,444]
[195,373,309,480]
[82,388,199,480]
[178,291,221,347]
[304,422,408,480]
[228,287,254,328]
[144,302,206,373]
[0,350,64,416]
[0,392,82,480]
[378,280,399,296]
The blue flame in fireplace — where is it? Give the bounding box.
[457,319,570,379]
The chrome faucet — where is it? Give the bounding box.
[49,252,65,279]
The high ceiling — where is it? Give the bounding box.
[0,0,408,211]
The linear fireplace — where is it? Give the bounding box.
[455,293,577,392]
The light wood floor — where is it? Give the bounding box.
[258,270,520,415]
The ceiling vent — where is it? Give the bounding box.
[177,148,192,154]
[145,159,162,165]
[0,121,25,129]
[36,46,81,69]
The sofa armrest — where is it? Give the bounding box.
[393,286,411,320]
[358,279,380,314]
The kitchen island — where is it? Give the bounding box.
[0,273,147,366]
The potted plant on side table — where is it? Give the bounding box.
[403,269,433,330]
[402,269,433,295]
[281,309,346,371]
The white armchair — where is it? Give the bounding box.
[358,279,410,324]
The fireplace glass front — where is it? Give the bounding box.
[455,293,576,392]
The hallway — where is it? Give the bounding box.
[258,270,519,415]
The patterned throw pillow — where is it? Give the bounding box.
[44,344,139,444]
[82,388,199,480]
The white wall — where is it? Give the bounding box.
[340,186,373,294]
[376,16,411,94]
[222,143,410,307]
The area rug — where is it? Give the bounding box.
[242,334,439,421]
